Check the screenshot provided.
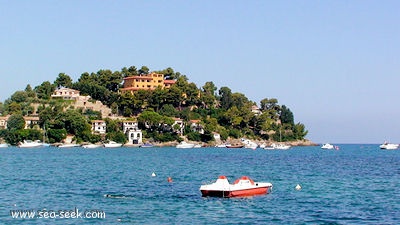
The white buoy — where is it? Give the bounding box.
[151,172,156,177]
[295,184,302,190]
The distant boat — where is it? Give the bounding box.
[140,143,154,148]
[380,142,399,150]
[242,139,258,149]
[321,143,334,149]
[193,144,202,148]
[18,140,43,148]
[226,144,244,148]
[274,143,291,150]
[215,144,229,148]
[200,175,273,198]
[176,141,195,149]
[103,141,123,148]
[264,143,290,150]
[58,143,81,148]
[82,144,102,149]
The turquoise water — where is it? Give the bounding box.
[1,145,399,224]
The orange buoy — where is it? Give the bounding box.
[167,177,173,183]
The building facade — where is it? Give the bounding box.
[91,120,106,134]
[120,73,175,94]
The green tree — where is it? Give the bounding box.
[121,66,138,77]
[218,87,233,110]
[280,105,294,126]
[137,109,163,132]
[25,85,36,98]
[260,98,279,111]
[159,104,178,117]
[47,128,67,143]
[293,123,308,140]
[35,81,56,99]
[6,102,22,115]
[138,66,149,75]
[200,81,217,108]
[0,102,4,115]
[10,91,28,103]
[54,73,73,88]
[7,114,25,130]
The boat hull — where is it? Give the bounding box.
[201,186,271,198]
[200,176,273,198]
[104,144,123,148]
[226,145,244,148]
[58,144,81,148]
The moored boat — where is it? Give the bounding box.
[103,141,123,148]
[226,144,244,148]
[82,144,102,149]
[176,141,195,149]
[140,143,154,148]
[200,175,273,198]
[58,143,81,148]
[273,143,291,150]
[18,140,43,148]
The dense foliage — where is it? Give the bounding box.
[0,66,308,145]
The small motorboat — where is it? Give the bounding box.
[200,175,273,198]
[176,141,195,149]
[270,143,291,150]
[140,143,154,148]
[58,143,81,148]
[380,142,399,150]
[321,143,334,149]
[18,140,43,148]
[103,141,123,148]
[82,144,102,149]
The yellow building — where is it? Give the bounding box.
[120,73,175,94]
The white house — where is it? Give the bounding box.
[51,87,81,100]
[190,120,204,134]
[91,120,106,134]
[122,120,139,133]
[127,128,143,144]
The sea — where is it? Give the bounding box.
[1,144,399,225]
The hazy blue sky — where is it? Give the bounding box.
[1,1,399,144]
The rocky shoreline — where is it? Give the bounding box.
[141,139,319,148]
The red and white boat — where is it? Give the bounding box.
[200,175,273,198]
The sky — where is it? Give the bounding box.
[1,0,399,144]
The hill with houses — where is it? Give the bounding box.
[0,66,309,146]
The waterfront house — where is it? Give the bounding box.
[127,128,143,144]
[91,120,106,134]
[190,119,204,134]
